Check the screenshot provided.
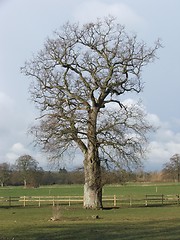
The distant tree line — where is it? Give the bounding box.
[0,159,139,187]
[0,153,180,187]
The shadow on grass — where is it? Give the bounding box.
[2,219,180,240]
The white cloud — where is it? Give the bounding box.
[118,100,180,171]
[146,113,161,128]
[5,143,30,164]
[0,89,37,165]
[10,143,27,154]
[116,101,180,171]
[5,142,49,169]
[145,119,180,171]
[101,98,180,171]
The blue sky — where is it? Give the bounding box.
[0,0,180,171]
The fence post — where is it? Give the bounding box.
[145,195,148,206]
[53,196,55,207]
[114,195,117,207]
[177,194,179,205]
[162,194,164,205]
[69,197,71,206]
[9,196,11,207]
[23,196,26,207]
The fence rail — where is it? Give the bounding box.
[0,194,180,207]
[19,195,83,207]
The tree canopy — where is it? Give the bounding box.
[15,154,40,187]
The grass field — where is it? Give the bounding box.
[1,183,180,239]
[1,182,180,197]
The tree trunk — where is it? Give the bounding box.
[83,106,102,209]
[73,104,102,209]
[84,183,102,209]
[24,179,27,188]
[83,152,102,209]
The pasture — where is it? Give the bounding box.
[1,183,180,239]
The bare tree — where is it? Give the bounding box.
[15,154,39,187]
[0,163,11,187]
[22,16,161,208]
[163,154,180,182]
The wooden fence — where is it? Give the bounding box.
[0,194,180,207]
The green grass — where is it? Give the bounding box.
[1,183,180,239]
[1,205,180,239]
[104,182,180,196]
[1,182,180,197]
[0,185,84,197]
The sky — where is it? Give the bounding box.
[0,0,180,171]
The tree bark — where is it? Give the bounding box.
[83,152,102,209]
[24,179,27,188]
[83,107,102,209]
[84,183,102,209]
